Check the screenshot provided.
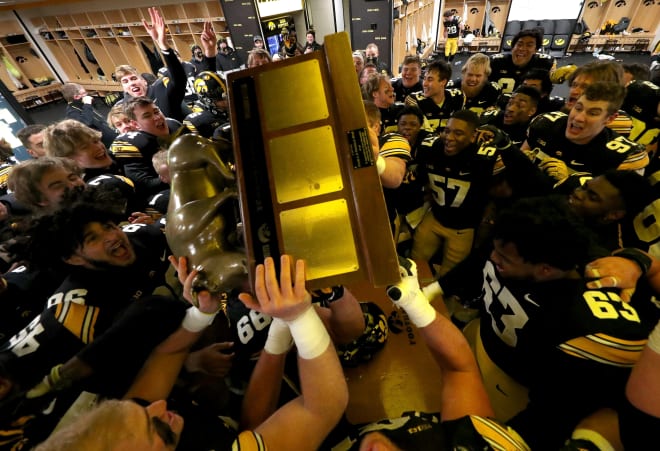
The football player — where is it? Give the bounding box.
[480,85,540,146]
[405,60,466,133]
[411,110,501,276]
[362,73,402,134]
[442,9,463,63]
[391,55,422,103]
[113,8,206,122]
[447,53,501,114]
[437,197,657,450]
[489,29,556,94]
[521,82,649,189]
[183,71,230,139]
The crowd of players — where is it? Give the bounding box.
[0,6,659,450]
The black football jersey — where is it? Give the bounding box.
[183,109,227,139]
[448,79,502,114]
[525,112,649,176]
[479,110,530,146]
[0,223,171,387]
[392,77,423,103]
[623,80,660,150]
[417,136,499,229]
[332,412,530,450]
[444,16,462,38]
[405,89,466,133]
[489,53,555,94]
[380,103,405,134]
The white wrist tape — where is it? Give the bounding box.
[286,306,330,360]
[422,281,444,301]
[376,155,387,175]
[648,319,660,354]
[182,307,217,333]
[264,318,293,355]
[388,280,436,328]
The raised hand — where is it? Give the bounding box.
[238,255,312,322]
[143,7,168,50]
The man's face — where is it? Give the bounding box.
[568,176,624,222]
[401,63,421,88]
[489,239,538,280]
[373,79,395,108]
[133,104,169,137]
[65,221,137,269]
[462,64,487,97]
[26,132,46,158]
[359,67,377,85]
[566,96,615,145]
[120,73,148,98]
[219,42,229,54]
[444,118,475,156]
[193,48,203,61]
[111,115,139,134]
[254,39,264,49]
[306,33,314,44]
[511,36,537,67]
[423,69,447,100]
[522,78,546,97]
[397,113,422,145]
[72,138,113,169]
[566,74,593,110]
[37,167,85,209]
[353,56,364,75]
[504,92,536,125]
[365,46,378,63]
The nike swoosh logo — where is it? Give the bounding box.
[477,100,488,104]
[160,250,168,262]
[459,171,470,176]
[523,293,540,307]
[569,160,585,166]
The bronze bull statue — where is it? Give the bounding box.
[165,134,248,309]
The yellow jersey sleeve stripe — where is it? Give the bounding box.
[618,150,649,172]
[232,430,267,451]
[54,302,99,344]
[557,335,646,367]
[470,415,531,451]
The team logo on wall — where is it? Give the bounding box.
[492,6,501,13]
[615,0,626,6]
[470,7,479,14]
[267,21,276,31]
[554,37,566,46]
[587,1,599,8]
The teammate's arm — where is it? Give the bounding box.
[388,258,494,421]
[238,255,348,450]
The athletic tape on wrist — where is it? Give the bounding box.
[286,306,330,359]
[182,306,217,333]
[376,155,386,175]
[264,317,293,355]
[648,320,660,354]
[388,283,436,328]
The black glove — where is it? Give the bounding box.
[475,125,512,153]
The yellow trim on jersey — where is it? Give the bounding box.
[617,150,649,172]
[54,302,100,344]
[110,141,142,159]
[470,416,531,451]
[557,333,646,367]
[607,113,633,137]
[232,430,268,451]
[380,134,411,160]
